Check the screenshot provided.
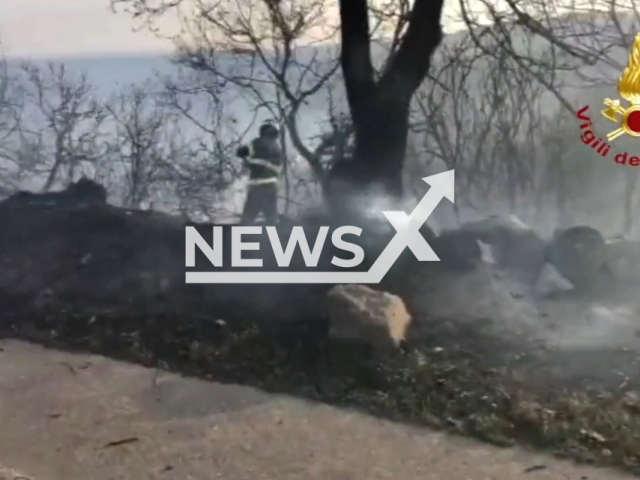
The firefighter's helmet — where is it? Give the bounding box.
[260,121,279,139]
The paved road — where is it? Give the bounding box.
[0,339,635,480]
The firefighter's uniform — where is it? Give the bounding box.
[237,135,283,223]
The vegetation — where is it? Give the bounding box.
[0,2,639,229]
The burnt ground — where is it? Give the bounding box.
[0,197,639,476]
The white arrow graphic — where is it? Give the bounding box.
[365,169,454,283]
[186,169,455,284]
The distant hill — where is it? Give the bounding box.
[6,54,177,95]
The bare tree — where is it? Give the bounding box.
[416,0,640,228]
[111,0,450,202]
[12,63,108,191]
[150,70,244,220]
[111,0,640,227]
[456,0,640,113]
[410,33,545,220]
[0,53,14,150]
[0,48,22,195]
[111,0,341,190]
[104,82,180,208]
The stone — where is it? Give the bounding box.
[67,177,108,204]
[622,391,640,413]
[4,177,107,208]
[604,238,640,281]
[432,229,482,271]
[33,288,55,310]
[459,215,546,284]
[326,284,412,353]
[477,240,496,265]
[534,263,575,298]
[460,214,531,240]
[547,226,606,289]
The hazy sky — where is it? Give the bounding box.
[0,0,467,59]
[0,0,174,58]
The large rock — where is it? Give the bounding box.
[432,229,482,271]
[477,240,496,264]
[534,263,575,298]
[5,177,107,207]
[326,284,412,353]
[459,215,546,284]
[547,226,607,289]
[604,237,640,281]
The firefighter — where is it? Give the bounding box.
[236,122,283,224]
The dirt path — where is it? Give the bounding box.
[0,339,635,480]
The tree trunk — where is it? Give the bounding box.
[334,0,445,207]
[351,97,409,197]
[43,153,63,192]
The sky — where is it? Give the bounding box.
[0,0,468,59]
[0,0,175,58]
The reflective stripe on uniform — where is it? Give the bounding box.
[246,158,281,173]
[248,177,278,186]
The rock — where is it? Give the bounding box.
[459,215,546,284]
[534,263,575,298]
[547,226,606,289]
[385,223,439,281]
[621,391,640,413]
[432,229,482,271]
[461,214,531,240]
[66,177,108,204]
[33,288,55,310]
[604,238,640,281]
[580,428,606,443]
[5,177,107,208]
[477,240,496,265]
[326,284,412,353]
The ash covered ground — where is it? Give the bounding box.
[1,187,640,474]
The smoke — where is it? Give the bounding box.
[407,206,640,390]
[547,303,640,349]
